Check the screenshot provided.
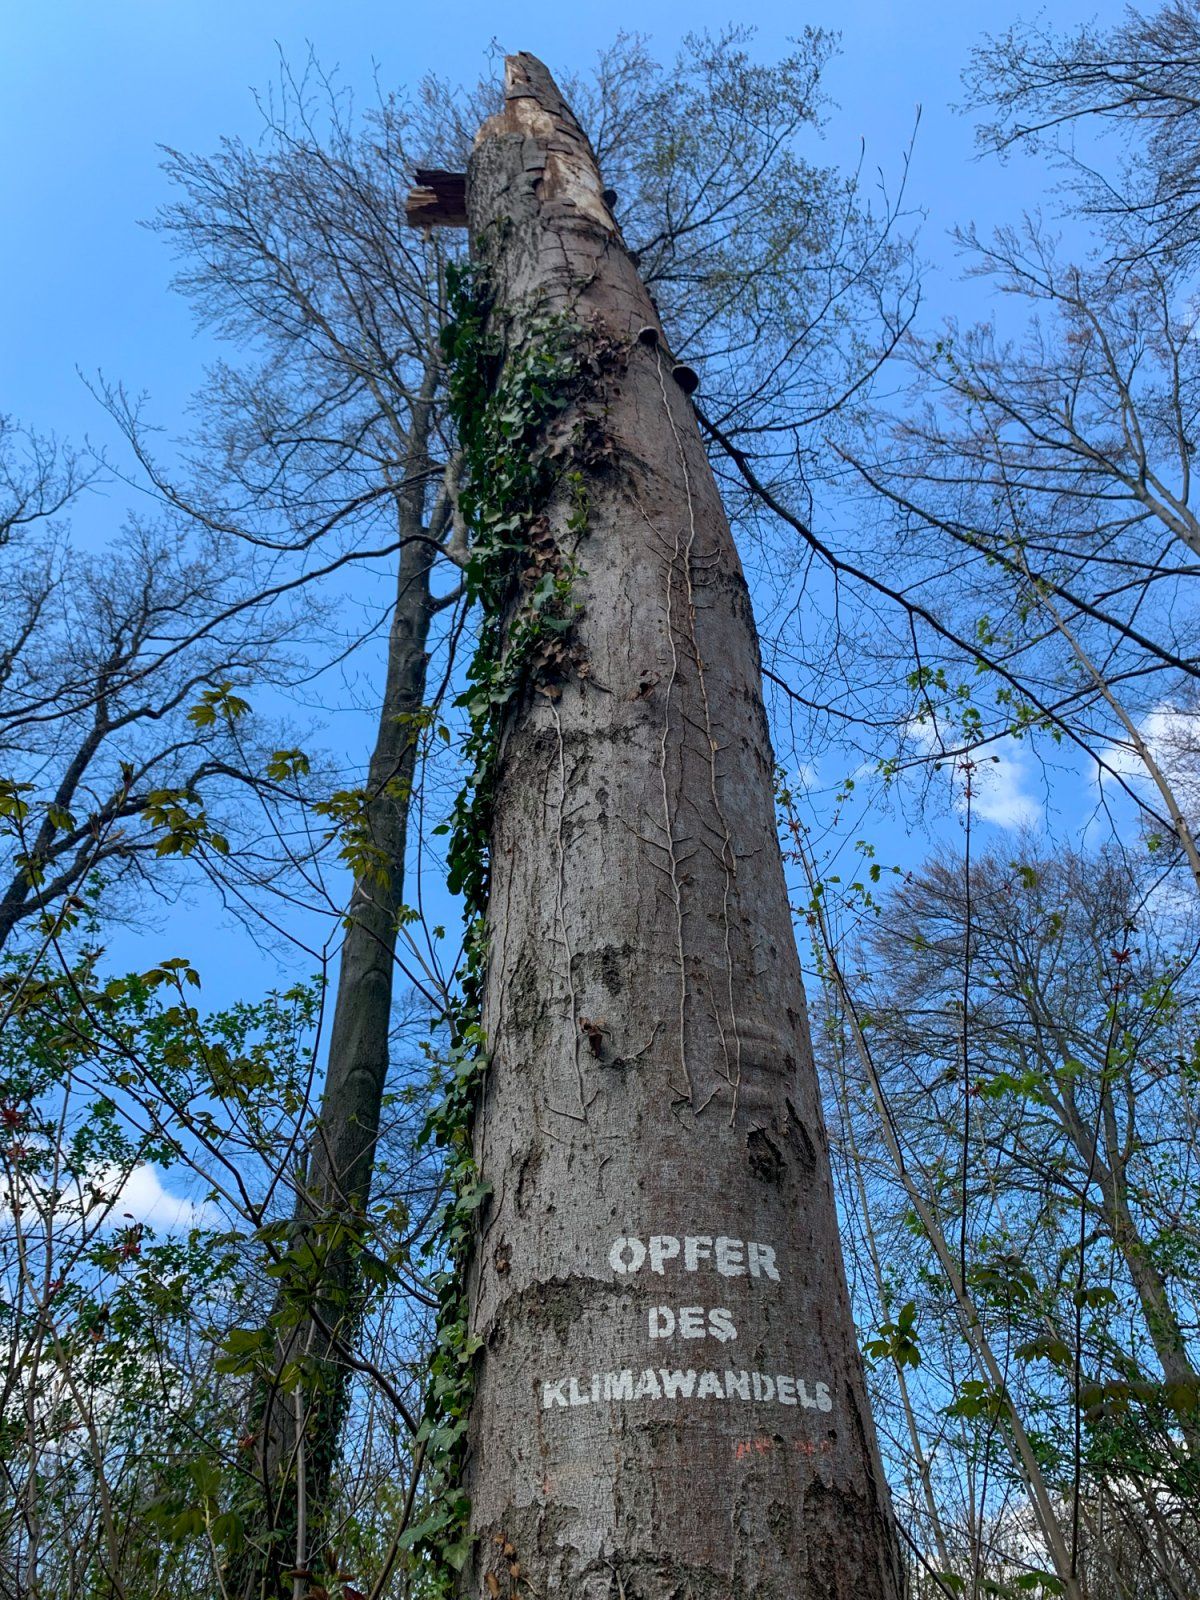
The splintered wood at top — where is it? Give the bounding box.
[405,169,468,229]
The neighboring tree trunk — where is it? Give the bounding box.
[235,513,436,1598]
[1061,1076,1200,1445]
[459,56,902,1598]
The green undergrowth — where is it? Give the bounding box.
[407,257,589,1591]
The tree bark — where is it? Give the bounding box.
[460,55,902,1599]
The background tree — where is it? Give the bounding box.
[791,814,1200,1596]
[823,0,1200,857]
[0,420,310,960]
[743,14,1200,1588]
[0,957,316,1600]
[968,0,1200,266]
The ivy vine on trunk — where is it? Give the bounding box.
[405,257,590,1591]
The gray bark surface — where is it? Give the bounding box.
[461,55,903,1599]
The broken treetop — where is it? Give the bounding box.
[404,52,615,237]
[404,55,700,392]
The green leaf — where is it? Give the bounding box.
[397,1505,453,1549]
[188,683,251,727]
[266,748,311,782]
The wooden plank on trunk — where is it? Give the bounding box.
[405,168,467,228]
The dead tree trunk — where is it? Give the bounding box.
[451,55,903,1598]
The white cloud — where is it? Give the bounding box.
[105,1164,221,1232]
[905,716,1043,831]
[1098,703,1200,818]
[969,747,1043,829]
[3,1162,221,1234]
[794,760,819,790]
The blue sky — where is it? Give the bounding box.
[0,1,1133,1020]
[2,0,1127,438]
